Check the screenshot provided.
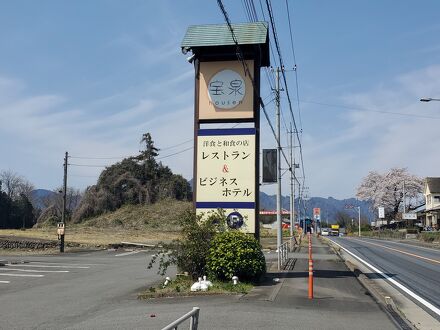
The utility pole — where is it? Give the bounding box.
[403,181,406,213]
[275,67,282,251]
[60,151,68,253]
[289,123,295,238]
[357,206,361,237]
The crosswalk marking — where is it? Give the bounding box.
[0,273,44,278]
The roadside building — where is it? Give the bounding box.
[411,204,425,227]
[424,177,440,230]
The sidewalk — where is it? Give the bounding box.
[241,235,398,329]
[141,236,399,329]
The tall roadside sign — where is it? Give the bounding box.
[181,22,270,239]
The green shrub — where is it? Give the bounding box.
[206,231,266,282]
[147,209,227,278]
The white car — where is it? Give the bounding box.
[321,229,329,236]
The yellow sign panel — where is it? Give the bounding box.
[196,128,256,233]
[331,224,340,230]
[198,60,255,120]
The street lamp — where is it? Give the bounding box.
[420,97,440,102]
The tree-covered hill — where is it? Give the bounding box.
[72,133,192,223]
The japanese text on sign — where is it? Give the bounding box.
[196,130,255,203]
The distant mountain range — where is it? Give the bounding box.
[259,191,373,223]
[30,189,57,209]
[30,187,373,223]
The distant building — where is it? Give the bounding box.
[424,177,440,229]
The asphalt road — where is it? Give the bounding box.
[329,236,440,321]
[0,249,169,330]
[0,244,398,330]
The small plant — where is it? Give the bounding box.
[206,231,266,282]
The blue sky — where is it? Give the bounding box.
[1,0,440,199]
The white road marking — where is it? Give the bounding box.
[362,237,440,253]
[6,264,89,269]
[350,238,440,264]
[0,268,69,273]
[331,239,440,317]
[31,261,101,266]
[115,250,143,257]
[0,273,44,278]
[0,280,10,284]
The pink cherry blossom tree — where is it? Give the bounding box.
[356,168,423,224]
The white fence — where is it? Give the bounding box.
[161,307,200,330]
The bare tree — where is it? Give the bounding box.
[356,168,423,224]
[0,170,34,200]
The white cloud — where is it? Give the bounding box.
[0,69,195,190]
[302,65,440,198]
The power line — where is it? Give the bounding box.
[217,0,292,172]
[159,138,193,151]
[302,99,440,120]
[157,146,193,160]
[68,163,109,168]
[69,156,126,160]
[218,0,303,190]
[243,0,276,92]
[284,0,303,131]
[265,0,306,187]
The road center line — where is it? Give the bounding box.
[0,273,44,278]
[0,280,10,283]
[330,239,440,317]
[351,238,440,264]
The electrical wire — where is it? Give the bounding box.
[69,156,126,160]
[218,0,302,189]
[265,0,306,187]
[156,146,193,160]
[68,163,109,168]
[217,0,290,168]
[284,0,303,131]
[302,99,440,120]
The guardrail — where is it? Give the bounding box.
[277,236,298,270]
[161,307,200,330]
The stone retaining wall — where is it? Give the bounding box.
[0,237,79,249]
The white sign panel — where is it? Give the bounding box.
[402,213,417,220]
[208,69,246,109]
[378,207,385,219]
[196,128,256,233]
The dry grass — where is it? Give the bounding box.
[0,227,180,247]
[0,199,191,249]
